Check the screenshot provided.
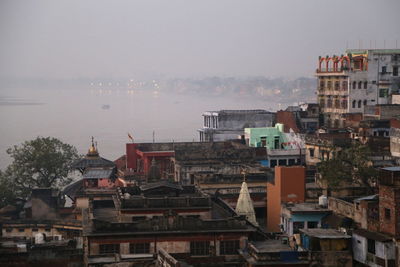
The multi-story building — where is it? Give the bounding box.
[244,123,305,168]
[316,49,400,128]
[83,182,260,266]
[198,110,275,142]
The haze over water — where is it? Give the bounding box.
[0,86,278,169]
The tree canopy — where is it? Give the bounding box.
[317,142,378,194]
[0,137,79,206]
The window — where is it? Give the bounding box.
[382,66,387,73]
[132,216,146,221]
[18,228,25,232]
[220,240,240,255]
[288,159,296,166]
[394,66,399,76]
[334,81,340,90]
[44,228,51,232]
[307,221,318,229]
[319,81,325,90]
[385,208,391,220]
[367,239,376,254]
[335,99,340,108]
[379,88,388,98]
[364,81,368,89]
[358,100,362,108]
[327,99,333,108]
[32,228,38,232]
[99,244,120,254]
[352,81,357,89]
[130,243,150,254]
[319,99,325,108]
[190,241,210,256]
[363,100,367,106]
[342,81,348,91]
[352,100,356,108]
[327,81,332,89]
[309,148,315,158]
[5,228,12,233]
[274,136,279,149]
[342,100,348,109]
[270,160,277,168]
[293,222,305,234]
[260,137,267,147]
[358,81,362,89]
[278,159,287,166]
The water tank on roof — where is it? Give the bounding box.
[319,195,328,208]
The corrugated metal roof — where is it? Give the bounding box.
[381,166,400,172]
[300,228,351,239]
[72,157,115,169]
[354,194,378,203]
[353,229,392,242]
[83,169,114,179]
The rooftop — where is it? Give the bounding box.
[82,168,115,179]
[381,166,400,172]
[300,229,351,239]
[282,202,331,213]
[353,229,392,242]
[250,240,293,253]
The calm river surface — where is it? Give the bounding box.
[0,87,279,169]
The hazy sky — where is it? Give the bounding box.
[1,0,400,80]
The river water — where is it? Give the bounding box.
[0,87,279,169]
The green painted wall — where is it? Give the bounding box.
[245,124,288,149]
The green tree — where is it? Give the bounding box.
[317,142,378,194]
[0,170,17,208]
[1,137,79,205]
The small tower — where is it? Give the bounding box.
[235,171,258,226]
[87,136,99,158]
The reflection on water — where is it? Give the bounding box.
[0,87,277,169]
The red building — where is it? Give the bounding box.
[124,143,175,180]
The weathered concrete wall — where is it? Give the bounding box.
[327,197,354,219]
[379,185,400,236]
[352,233,367,265]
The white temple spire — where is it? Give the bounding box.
[235,175,258,226]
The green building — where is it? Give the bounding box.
[244,123,287,149]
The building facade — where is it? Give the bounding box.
[198,110,275,142]
[317,49,400,128]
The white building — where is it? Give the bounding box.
[317,49,400,127]
[198,109,275,142]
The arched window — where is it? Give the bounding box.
[364,81,368,89]
[334,81,340,90]
[319,81,325,90]
[363,100,367,106]
[358,81,362,89]
[353,81,357,89]
[358,100,362,108]
[342,81,348,91]
[352,100,356,108]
